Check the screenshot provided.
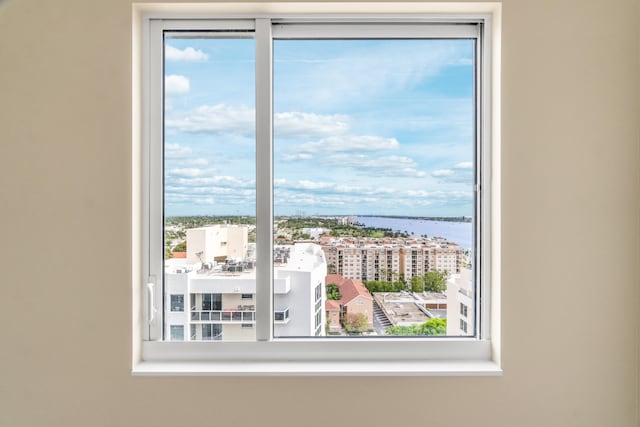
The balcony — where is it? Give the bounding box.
[274,308,290,324]
[190,308,291,324]
[191,310,255,322]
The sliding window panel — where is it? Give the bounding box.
[273,38,476,338]
[162,34,257,342]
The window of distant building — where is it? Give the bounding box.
[134,2,500,376]
[170,325,184,341]
[170,294,184,312]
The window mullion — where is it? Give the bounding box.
[255,18,273,342]
[145,19,165,342]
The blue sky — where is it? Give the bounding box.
[164,37,475,217]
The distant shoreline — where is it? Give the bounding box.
[166,214,472,223]
[356,215,471,223]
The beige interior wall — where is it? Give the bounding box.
[1,0,639,426]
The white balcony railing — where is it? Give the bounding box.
[190,308,290,323]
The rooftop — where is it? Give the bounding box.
[321,236,461,250]
[326,274,372,304]
[165,243,325,278]
[372,292,431,326]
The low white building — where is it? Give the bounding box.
[165,235,327,341]
[186,224,248,264]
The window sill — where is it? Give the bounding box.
[133,340,502,376]
[132,360,502,376]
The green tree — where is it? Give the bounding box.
[424,270,448,293]
[173,240,187,252]
[344,313,370,335]
[385,318,447,336]
[364,280,405,293]
[410,276,425,293]
[326,283,341,300]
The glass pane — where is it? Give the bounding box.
[163,35,256,342]
[273,39,475,337]
[170,325,184,341]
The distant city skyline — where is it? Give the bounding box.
[164,37,475,217]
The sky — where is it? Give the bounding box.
[164,36,475,217]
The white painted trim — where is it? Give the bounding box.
[272,23,479,39]
[141,338,489,361]
[133,2,502,375]
[133,360,501,376]
[133,3,501,17]
[255,18,274,341]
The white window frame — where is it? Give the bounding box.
[132,2,501,376]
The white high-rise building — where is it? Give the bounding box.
[165,225,326,341]
[446,267,474,336]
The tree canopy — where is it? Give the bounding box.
[364,280,405,292]
[385,318,447,336]
[424,270,448,293]
[326,283,341,300]
[172,241,187,252]
[344,313,370,334]
[410,276,425,293]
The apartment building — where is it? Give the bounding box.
[165,225,327,341]
[400,241,463,280]
[322,237,463,282]
[323,242,401,282]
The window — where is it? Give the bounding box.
[135,2,500,375]
[170,294,184,312]
[170,325,184,341]
[460,319,468,334]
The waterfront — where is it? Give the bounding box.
[356,216,473,249]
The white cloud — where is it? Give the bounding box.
[189,158,209,166]
[165,45,208,62]
[275,112,349,138]
[454,161,473,169]
[165,75,190,95]
[431,169,455,177]
[325,154,426,177]
[166,104,253,134]
[407,190,430,197]
[402,189,472,206]
[276,41,473,109]
[166,168,206,178]
[281,153,313,162]
[165,143,192,158]
[296,135,399,154]
[170,175,255,188]
[275,178,395,196]
[167,104,350,138]
[431,164,473,183]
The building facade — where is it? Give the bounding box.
[322,237,463,282]
[165,225,326,341]
[446,266,474,336]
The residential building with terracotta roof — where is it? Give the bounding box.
[325,274,373,333]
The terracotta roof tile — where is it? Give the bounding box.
[325,274,372,306]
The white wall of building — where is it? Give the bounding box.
[165,242,326,341]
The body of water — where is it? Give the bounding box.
[356,216,473,250]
